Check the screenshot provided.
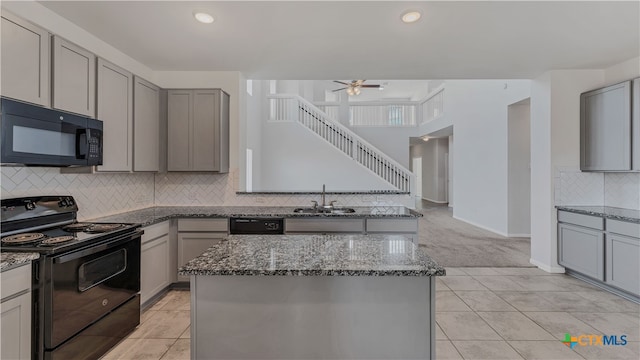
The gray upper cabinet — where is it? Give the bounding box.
[52,36,96,117]
[96,59,133,172]
[133,77,160,172]
[0,11,50,107]
[580,79,635,171]
[167,89,229,172]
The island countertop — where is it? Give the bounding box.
[90,205,422,227]
[178,234,444,277]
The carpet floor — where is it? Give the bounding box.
[416,202,532,267]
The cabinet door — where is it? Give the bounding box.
[167,90,192,171]
[52,36,96,117]
[1,293,31,360]
[178,232,226,281]
[558,223,604,280]
[141,234,171,305]
[580,81,632,171]
[133,76,160,172]
[96,58,133,172]
[0,12,49,107]
[606,234,640,295]
[218,91,230,173]
[193,90,218,171]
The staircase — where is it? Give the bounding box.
[268,94,414,193]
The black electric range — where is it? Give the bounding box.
[1,195,142,360]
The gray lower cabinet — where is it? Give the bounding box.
[558,210,640,297]
[133,76,161,172]
[96,58,133,172]
[140,221,171,306]
[1,264,31,360]
[285,218,365,234]
[167,89,230,172]
[606,233,640,295]
[177,219,228,282]
[558,223,604,280]
[0,11,50,107]
[52,36,96,117]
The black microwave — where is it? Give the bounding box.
[1,98,103,167]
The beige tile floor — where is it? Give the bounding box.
[102,268,640,360]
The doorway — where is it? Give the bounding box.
[412,157,423,200]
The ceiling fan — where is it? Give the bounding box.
[332,80,381,96]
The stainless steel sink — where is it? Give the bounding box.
[293,207,356,214]
[327,208,356,214]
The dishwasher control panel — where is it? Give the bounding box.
[229,217,285,234]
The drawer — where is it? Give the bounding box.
[606,219,640,238]
[558,210,604,230]
[141,221,170,244]
[366,219,418,233]
[178,218,228,232]
[1,264,31,301]
[285,218,364,233]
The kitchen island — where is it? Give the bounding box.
[179,234,444,360]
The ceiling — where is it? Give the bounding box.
[38,1,640,79]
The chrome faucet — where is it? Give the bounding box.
[321,184,326,208]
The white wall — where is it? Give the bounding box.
[604,56,640,84]
[530,70,605,272]
[348,127,413,168]
[507,100,531,236]
[448,80,531,236]
[259,122,396,191]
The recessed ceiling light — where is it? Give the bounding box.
[194,12,214,24]
[401,11,422,24]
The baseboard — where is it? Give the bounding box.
[507,233,531,238]
[529,258,565,273]
[452,215,508,237]
[422,197,448,204]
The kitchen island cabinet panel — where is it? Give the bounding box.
[1,11,50,107]
[96,58,133,172]
[0,264,31,360]
[133,76,160,172]
[52,36,96,117]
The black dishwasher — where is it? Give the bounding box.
[229,217,285,234]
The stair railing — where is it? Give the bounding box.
[267,94,415,193]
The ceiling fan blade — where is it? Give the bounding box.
[333,81,350,85]
[361,85,381,88]
[332,87,347,92]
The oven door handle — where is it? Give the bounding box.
[53,230,141,264]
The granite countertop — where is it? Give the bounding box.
[178,234,444,277]
[556,206,640,224]
[1,252,39,272]
[90,206,422,227]
[236,191,410,195]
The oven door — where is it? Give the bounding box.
[44,233,141,349]
[0,98,94,166]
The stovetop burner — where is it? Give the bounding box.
[1,232,45,245]
[41,236,75,245]
[62,223,93,232]
[86,223,125,233]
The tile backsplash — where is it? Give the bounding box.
[1,167,412,220]
[556,169,640,210]
[1,167,155,220]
